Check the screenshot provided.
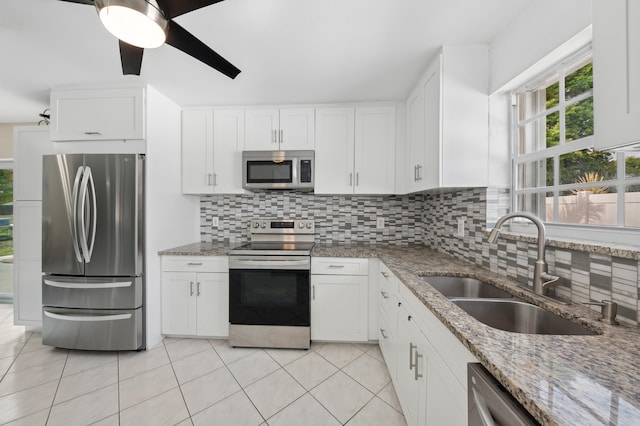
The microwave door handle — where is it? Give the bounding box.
[71,166,84,263]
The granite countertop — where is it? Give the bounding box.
[159,241,640,425]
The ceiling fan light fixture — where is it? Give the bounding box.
[95,0,167,49]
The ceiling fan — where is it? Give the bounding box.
[58,0,241,79]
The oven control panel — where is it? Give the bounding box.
[250,219,315,234]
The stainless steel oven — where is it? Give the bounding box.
[228,219,315,349]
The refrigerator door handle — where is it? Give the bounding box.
[87,167,97,261]
[79,166,97,263]
[44,311,132,322]
[71,166,84,263]
[43,279,133,289]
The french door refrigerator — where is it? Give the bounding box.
[42,153,145,351]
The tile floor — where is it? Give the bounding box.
[0,303,406,425]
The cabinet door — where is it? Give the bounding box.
[593,0,640,149]
[314,107,355,194]
[423,66,441,190]
[181,110,214,194]
[50,88,145,141]
[395,304,427,426]
[354,106,396,194]
[213,109,246,194]
[310,274,368,341]
[161,272,197,336]
[13,127,54,201]
[195,272,229,337]
[406,88,425,193]
[279,108,315,150]
[244,109,279,150]
[13,202,42,325]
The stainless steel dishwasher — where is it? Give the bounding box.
[468,363,539,426]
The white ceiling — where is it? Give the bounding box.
[0,0,531,123]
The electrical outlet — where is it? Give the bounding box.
[457,218,465,237]
[211,217,219,227]
[376,217,385,229]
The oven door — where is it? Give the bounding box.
[229,256,310,327]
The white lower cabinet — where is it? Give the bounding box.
[311,258,369,341]
[379,261,478,426]
[161,256,229,337]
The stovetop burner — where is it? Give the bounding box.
[231,241,315,256]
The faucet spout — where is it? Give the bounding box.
[488,212,559,297]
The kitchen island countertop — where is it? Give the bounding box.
[160,241,640,425]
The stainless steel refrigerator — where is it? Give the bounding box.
[41,153,145,351]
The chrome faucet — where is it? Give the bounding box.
[488,212,560,296]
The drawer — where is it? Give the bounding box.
[379,262,398,295]
[162,256,228,272]
[311,257,369,276]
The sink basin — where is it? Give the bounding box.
[450,299,598,335]
[420,276,513,299]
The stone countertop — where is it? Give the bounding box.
[159,241,640,425]
[314,243,640,426]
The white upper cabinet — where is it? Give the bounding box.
[50,87,145,141]
[181,109,245,194]
[315,106,396,195]
[593,0,640,149]
[405,45,489,192]
[244,108,315,150]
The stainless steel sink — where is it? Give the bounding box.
[420,276,513,299]
[450,299,599,335]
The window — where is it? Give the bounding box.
[512,48,640,242]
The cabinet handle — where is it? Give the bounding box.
[208,173,213,186]
[381,271,389,278]
[272,129,277,144]
[196,282,201,296]
[84,131,101,135]
[398,302,402,307]
[380,291,389,299]
[187,262,202,266]
[349,172,353,187]
[414,351,423,381]
[356,172,359,186]
[190,281,194,296]
[414,165,417,182]
[417,164,422,181]
[312,285,315,300]
[213,173,217,186]
[380,328,388,339]
[280,129,283,144]
[409,342,417,370]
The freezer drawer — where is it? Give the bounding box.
[43,307,143,351]
[43,275,143,309]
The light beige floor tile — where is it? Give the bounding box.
[244,369,306,419]
[118,345,170,380]
[165,338,213,362]
[90,414,120,426]
[266,393,340,426]
[120,387,190,426]
[20,333,48,353]
[284,351,338,390]
[8,346,67,373]
[0,323,27,338]
[0,380,58,423]
[342,352,391,394]
[0,354,15,376]
[181,366,241,414]
[310,371,374,424]
[192,391,263,426]
[228,350,281,387]
[213,342,257,364]
[345,396,407,426]
[55,361,118,404]
[367,345,385,363]
[174,418,194,426]
[313,342,364,369]
[377,382,403,413]
[118,364,178,410]
[163,336,186,346]
[63,350,117,377]
[172,347,224,384]
[265,348,308,367]
[48,383,119,426]
[207,338,227,347]
[0,358,65,397]
[0,341,25,359]
[1,408,49,426]
[353,342,377,353]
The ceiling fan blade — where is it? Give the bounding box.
[119,41,144,75]
[165,21,240,79]
[156,0,225,19]
[57,0,94,4]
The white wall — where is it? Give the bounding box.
[489,0,592,93]
[145,86,199,348]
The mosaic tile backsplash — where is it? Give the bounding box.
[200,188,640,325]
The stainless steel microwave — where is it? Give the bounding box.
[242,150,314,191]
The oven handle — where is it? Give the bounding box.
[229,257,310,270]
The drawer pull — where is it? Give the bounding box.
[414,352,423,381]
[381,271,389,278]
[380,328,388,339]
[409,342,417,370]
[187,262,203,266]
[328,265,345,269]
[380,291,389,299]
